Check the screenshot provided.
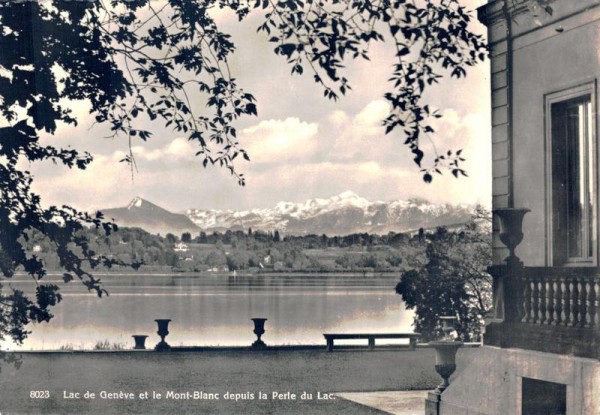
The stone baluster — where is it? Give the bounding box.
[580,279,588,328]
[539,279,547,324]
[587,280,596,328]
[531,277,540,324]
[546,280,555,325]
[570,278,579,327]
[587,280,595,328]
[563,279,571,326]
[553,278,563,326]
[522,275,532,323]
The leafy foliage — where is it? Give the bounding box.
[395,209,492,341]
[0,0,485,344]
[255,0,486,177]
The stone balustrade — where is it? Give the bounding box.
[521,267,600,329]
[485,266,600,359]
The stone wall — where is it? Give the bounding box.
[439,346,600,415]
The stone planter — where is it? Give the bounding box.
[251,318,267,349]
[431,316,462,393]
[493,208,530,264]
[430,340,463,393]
[132,335,148,350]
[154,319,172,351]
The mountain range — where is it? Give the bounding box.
[101,197,199,236]
[101,192,474,236]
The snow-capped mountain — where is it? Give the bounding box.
[101,197,199,236]
[101,193,474,236]
[186,191,474,236]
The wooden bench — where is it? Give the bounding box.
[323,333,421,352]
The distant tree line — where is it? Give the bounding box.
[19,223,452,273]
[183,228,416,248]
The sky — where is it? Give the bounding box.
[26,0,491,213]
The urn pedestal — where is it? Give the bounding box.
[430,340,463,393]
[431,316,463,393]
[251,318,267,349]
[493,208,530,266]
[154,319,172,351]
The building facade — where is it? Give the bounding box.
[436,1,600,414]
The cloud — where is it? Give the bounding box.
[354,100,389,131]
[28,137,208,211]
[329,100,396,160]
[125,137,197,162]
[328,110,351,126]
[415,109,491,205]
[244,154,489,208]
[245,161,411,204]
[26,94,490,213]
[322,103,491,206]
[241,117,319,163]
[29,154,132,211]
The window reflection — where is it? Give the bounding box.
[552,94,595,263]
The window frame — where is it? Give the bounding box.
[545,81,598,267]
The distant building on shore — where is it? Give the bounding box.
[173,242,189,253]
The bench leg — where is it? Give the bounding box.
[368,338,375,351]
[326,339,333,352]
[409,338,416,351]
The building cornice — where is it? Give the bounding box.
[479,1,600,34]
[478,0,530,27]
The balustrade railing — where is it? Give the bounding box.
[488,208,600,357]
[520,268,600,329]
[486,266,600,358]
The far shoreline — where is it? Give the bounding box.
[13,270,404,278]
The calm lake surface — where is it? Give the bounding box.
[4,273,413,350]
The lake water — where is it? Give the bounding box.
[4,273,413,350]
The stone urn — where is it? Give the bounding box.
[493,208,530,264]
[430,316,463,393]
[251,318,267,349]
[154,319,172,351]
[492,207,529,322]
[132,335,148,350]
[439,316,458,339]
